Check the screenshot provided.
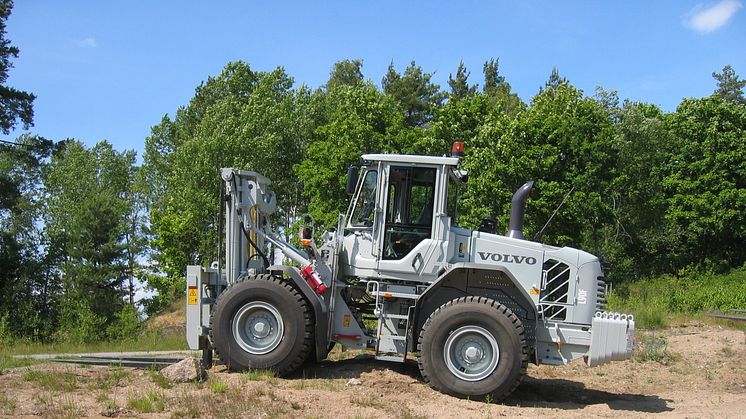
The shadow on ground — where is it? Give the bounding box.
[505,377,672,413]
[294,353,421,381]
[293,355,672,413]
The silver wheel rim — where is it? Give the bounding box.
[444,325,499,381]
[232,301,284,355]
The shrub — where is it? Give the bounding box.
[55,299,105,343]
[608,266,746,327]
[106,304,143,341]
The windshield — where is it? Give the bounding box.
[350,169,377,227]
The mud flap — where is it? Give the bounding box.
[269,265,330,362]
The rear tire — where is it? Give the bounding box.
[211,274,313,375]
[417,296,528,401]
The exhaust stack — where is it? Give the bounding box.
[506,180,534,240]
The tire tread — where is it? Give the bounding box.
[416,296,528,401]
[210,273,314,376]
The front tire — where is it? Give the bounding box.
[211,274,313,375]
[417,297,528,400]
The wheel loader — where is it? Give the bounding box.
[186,142,635,400]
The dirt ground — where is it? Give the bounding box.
[1,322,744,418]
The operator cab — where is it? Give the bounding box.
[341,154,463,282]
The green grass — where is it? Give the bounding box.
[209,378,228,394]
[0,393,16,415]
[608,267,746,329]
[633,334,681,365]
[147,369,173,389]
[89,366,130,390]
[4,327,187,356]
[0,353,44,374]
[350,395,382,409]
[0,326,186,377]
[127,391,165,413]
[241,368,277,381]
[23,369,79,391]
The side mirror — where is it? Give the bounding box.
[345,166,359,195]
[300,215,314,246]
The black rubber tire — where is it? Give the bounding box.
[417,296,528,401]
[210,274,313,376]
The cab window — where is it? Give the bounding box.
[350,170,377,227]
[382,166,436,260]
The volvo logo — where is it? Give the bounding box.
[477,252,537,265]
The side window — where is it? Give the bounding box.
[447,170,459,222]
[351,170,377,227]
[383,166,436,260]
[386,184,397,223]
[410,184,433,226]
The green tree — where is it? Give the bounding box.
[325,59,364,90]
[44,140,140,341]
[662,96,746,271]
[544,66,568,91]
[606,101,674,278]
[460,81,617,258]
[0,135,58,340]
[0,0,34,134]
[296,82,409,228]
[712,65,746,104]
[448,61,477,100]
[482,58,523,115]
[421,93,493,156]
[382,60,446,127]
[143,62,316,312]
[483,58,505,94]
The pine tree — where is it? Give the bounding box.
[0,0,34,134]
[448,61,476,100]
[483,58,505,94]
[712,65,746,104]
[382,60,446,126]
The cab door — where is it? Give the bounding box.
[341,164,381,278]
[376,164,449,280]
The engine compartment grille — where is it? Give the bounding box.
[539,259,570,321]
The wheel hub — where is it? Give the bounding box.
[443,325,500,381]
[251,319,270,338]
[464,345,483,364]
[232,301,284,355]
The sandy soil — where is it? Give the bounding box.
[1,323,744,418]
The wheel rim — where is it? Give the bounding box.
[232,301,284,355]
[443,325,499,381]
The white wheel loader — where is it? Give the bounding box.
[186,143,635,400]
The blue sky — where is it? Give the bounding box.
[5,1,745,155]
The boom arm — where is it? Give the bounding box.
[222,168,316,283]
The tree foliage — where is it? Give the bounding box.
[712,65,746,104]
[326,59,364,90]
[142,62,315,312]
[296,82,410,228]
[382,60,446,127]
[482,58,523,115]
[0,135,57,340]
[43,140,142,341]
[0,0,33,134]
[661,96,746,270]
[448,61,477,101]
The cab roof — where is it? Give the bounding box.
[361,153,460,166]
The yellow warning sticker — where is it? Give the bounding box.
[188,287,198,305]
[343,314,350,328]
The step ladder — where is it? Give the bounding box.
[366,281,418,362]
